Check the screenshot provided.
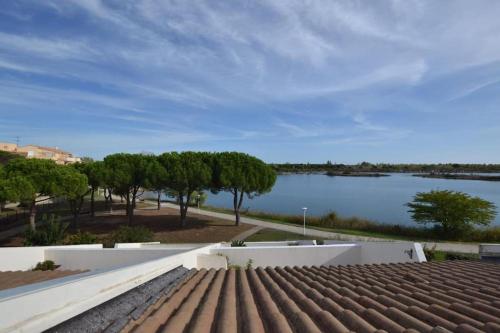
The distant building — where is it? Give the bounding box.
[0,142,81,165]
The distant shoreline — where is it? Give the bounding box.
[326,172,390,177]
[413,173,500,181]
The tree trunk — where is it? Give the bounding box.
[232,188,245,226]
[233,188,239,226]
[104,188,108,210]
[90,188,95,217]
[132,187,138,210]
[74,197,84,229]
[107,189,113,213]
[179,193,191,228]
[126,192,132,225]
[29,201,36,231]
[157,192,161,210]
[179,194,186,227]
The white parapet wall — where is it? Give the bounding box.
[211,241,426,267]
[479,243,500,263]
[211,244,361,267]
[45,248,190,270]
[359,241,426,264]
[0,244,103,271]
[0,244,215,333]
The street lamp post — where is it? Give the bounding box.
[302,207,308,236]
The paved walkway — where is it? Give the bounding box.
[163,203,480,254]
[231,226,265,241]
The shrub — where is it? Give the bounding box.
[407,190,496,239]
[24,214,68,246]
[423,244,437,261]
[445,252,479,261]
[65,231,98,245]
[33,260,59,271]
[109,226,153,244]
[245,259,253,269]
[231,240,246,247]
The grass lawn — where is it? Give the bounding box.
[200,205,480,244]
[245,228,326,242]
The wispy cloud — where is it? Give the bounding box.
[1,1,500,162]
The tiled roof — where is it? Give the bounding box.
[121,261,500,333]
[49,267,189,333]
[23,145,71,155]
[0,270,87,291]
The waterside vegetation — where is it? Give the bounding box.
[273,161,500,174]
[414,173,500,181]
[203,192,499,243]
[326,171,389,177]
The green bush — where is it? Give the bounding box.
[445,252,479,261]
[33,260,59,271]
[245,259,253,269]
[423,245,437,261]
[24,214,68,246]
[65,231,98,245]
[231,240,246,247]
[109,226,153,245]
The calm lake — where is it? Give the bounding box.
[204,173,500,226]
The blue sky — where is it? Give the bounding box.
[1,1,500,163]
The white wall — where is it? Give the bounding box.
[45,248,187,270]
[210,242,426,268]
[0,245,103,271]
[211,244,361,267]
[359,242,426,264]
[226,240,316,247]
[114,242,161,248]
[0,244,214,333]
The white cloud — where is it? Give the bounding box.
[1,0,500,160]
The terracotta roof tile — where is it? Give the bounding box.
[121,261,500,333]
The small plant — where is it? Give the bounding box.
[65,231,98,245]
[33,260,59,271]
[231,240,246,247]
[445,252,479,261]
[423,244,437,261]
[109,225,153,244]
[24,214,68,246]
[245,259,253,269]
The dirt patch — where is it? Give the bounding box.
[0,207,252,246]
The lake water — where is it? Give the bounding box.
[204,173,500,226]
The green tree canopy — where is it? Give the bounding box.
[158,152,212,226]
[214,152,276,225]
[407,190,497,238]
[144,157,168,210]
[0,174,35,214]
[75,160,107,216]
[0,151,22,165]
[104,153,156,223]
[4,158,59,230]
[53,166,89,226]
